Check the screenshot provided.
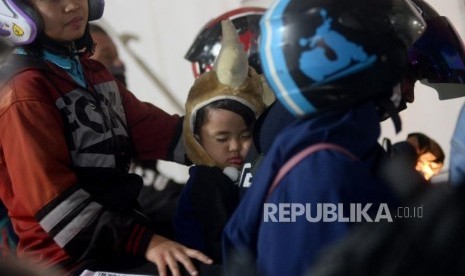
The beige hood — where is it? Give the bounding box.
[183,20,265,167]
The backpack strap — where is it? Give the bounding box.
[267,143,358,199]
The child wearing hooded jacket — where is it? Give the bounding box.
[174,20,265,264]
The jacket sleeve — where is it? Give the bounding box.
[119,84,185,164]
[1,99,154,260]
[174,175,208,254]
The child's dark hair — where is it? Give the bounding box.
[193,99,255,135]
[407,132,445,163]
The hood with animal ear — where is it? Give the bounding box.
[183,19,265,167]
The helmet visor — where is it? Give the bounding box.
[408,16,465,99]
[339,0,426,47]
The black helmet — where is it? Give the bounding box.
[259,0,426,117]
[408,0,465,100]
[185,7,265,78]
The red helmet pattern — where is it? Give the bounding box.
[185,7,265,78]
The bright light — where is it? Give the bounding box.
[415,152,443,180]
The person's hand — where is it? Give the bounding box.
[145,234,213,276]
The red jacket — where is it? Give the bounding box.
[0,54,182,271]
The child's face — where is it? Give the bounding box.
[198,108,252,169]
[29,0,89,43]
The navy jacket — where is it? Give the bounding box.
[223,102,398,276]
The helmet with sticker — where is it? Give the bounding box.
[259,0,426,117]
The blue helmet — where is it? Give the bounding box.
[259,0,426,117]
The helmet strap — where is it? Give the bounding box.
[23,23,93,57]
[377,98,402,133]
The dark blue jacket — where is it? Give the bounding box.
[175,165,238,263]
[238,100,295,191]
[223,102,398,276]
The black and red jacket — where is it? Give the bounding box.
[0,53,183,272]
